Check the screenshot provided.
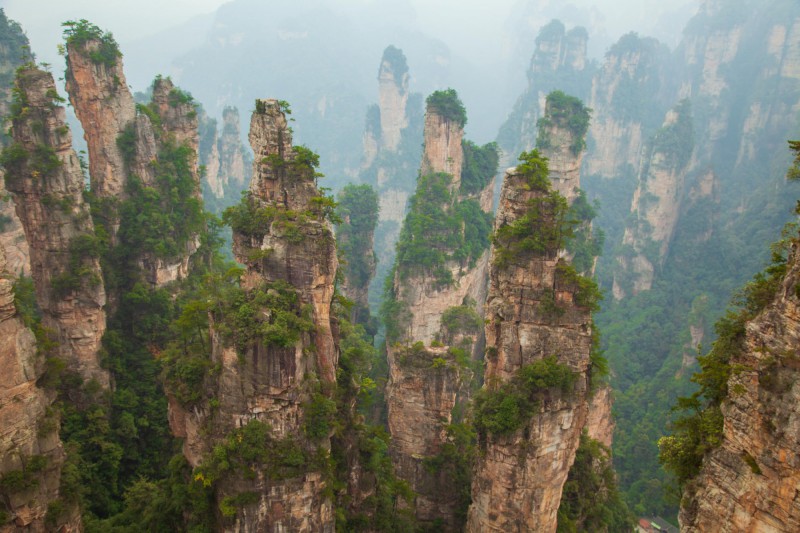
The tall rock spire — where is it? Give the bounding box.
[383,89,495,530]
[4,65,108,388]
[168,99,338,531]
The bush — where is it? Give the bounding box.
[474,356,576,438]
[62,20,121,67]
[426,89,467,127]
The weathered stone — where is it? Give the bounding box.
[466,163,594,533]
[681,238,800,532]
[5,66,108,388]
[170,99,337,532]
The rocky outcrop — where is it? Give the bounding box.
[218,107,248,191]
[680,237,800,532]
[336,184,378,328]
[466,158,595,533]
[585,33,673,182]
[419,109,463,183]
[169,100,337,532]
[199,106,248,206]
[4,66,108,388]
[384,94,494,530]
[536,92,590,204]
[65,27,202,288]
[0,179,29,278]
[614,101,694,299]
[0,245,79,532]
[377,46,409,152]
[586,386,615,448]
[64,30,135,201]
[497,20,593,165]
[0,12,31,280]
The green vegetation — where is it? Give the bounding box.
[473,356,576,438]
[439,303,482,344]
[0,455,47,493]
[460,140,499,195]
[212,279,314,355]
[425,89,467,128]
[422,423,475,528]
[536,90,591,156]
[566,189,604,274]
[381,45,409,81]
[659,232,792,485]
[650,99,693,170]
[51,234,102,297]
[62,20,121,67]
[557,433,635,532]
[394,172,492,287]
[492,152,573,266]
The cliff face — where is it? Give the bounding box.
[680,239,800,532]
[377,46,409,152]
[585,34,673,181]
[0,12,31,279]
[218,107,248,191]
[466,162,594,533]
[65,31,202,287]
[64,36,135,200]
[169,100,337,532]
[384,94,494,530]
[536,94,589,205]
[4,66,108,388]
[0,246,78,532]
[419,110,463,182]
[199,106,248,205]
[613,101,694,299]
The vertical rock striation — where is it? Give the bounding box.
[0,245,79,532]
[680,236,800,532]
[4,66,108,388]
[466,160,594,533]
[169,99,337,532]
[384,91,495,530]
[613,100,694,299]
[0,11,31,279]
[64,25,202,287]
[585,33,673,182]
[377,45,409,152]
[218,107,248,191]
[467,96,598,532]
[64,28,134,201]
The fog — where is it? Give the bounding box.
[2,0,700,166]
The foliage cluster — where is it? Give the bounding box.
[650,99,693,170]
[51,234,102,297]
[394,172,492,287]
[421,423,475,528]
[425,89,467,128]
[211,279,314,356]
[460,140,499,195]
[439,303,482,344]
[62,20,121,67]
[473,356,576,438]
[658,235,792,485]
[381,45,409,81]
[536,90,591,155]
[336,183,379,291]
[492,173,571,266]
[566,189,605,274]
[557,433,635,532]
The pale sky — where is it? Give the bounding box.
[2,0,698,69]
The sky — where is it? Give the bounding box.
[3,0,699,69]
